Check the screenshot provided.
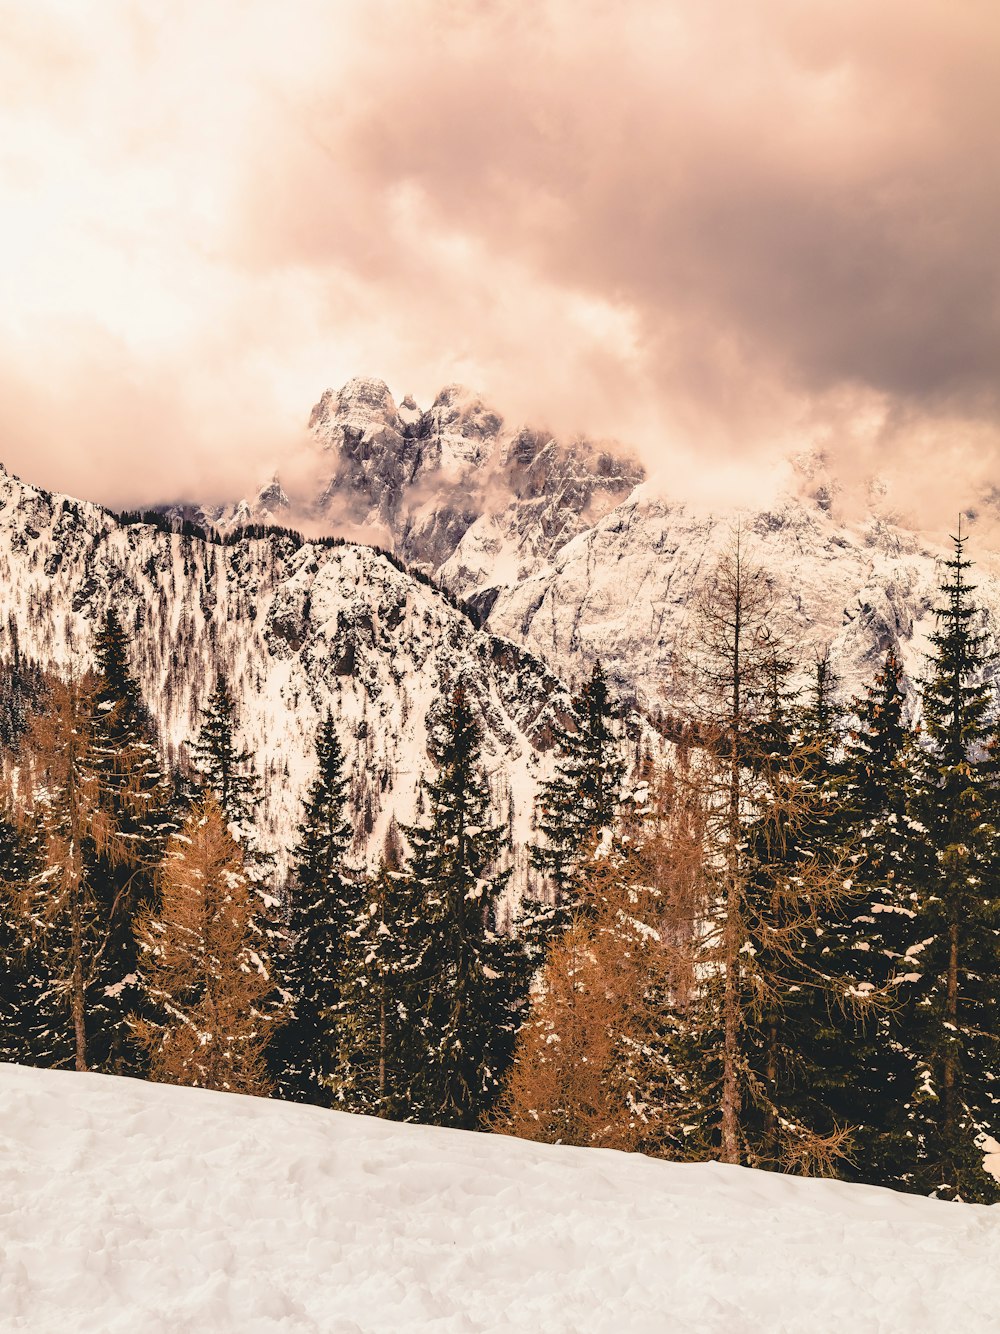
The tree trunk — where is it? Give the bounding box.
[378,982,386,1107]
[943,916,959,1138]
[720,578,743,1166]
[70,885,88,1073]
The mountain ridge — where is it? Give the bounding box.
[161,378,1000,711]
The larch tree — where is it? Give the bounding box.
[686,532,855,1173]
[16,674,109,1071]
[498,832,695,1157]
[131,794,279,1095]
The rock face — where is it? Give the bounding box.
[303,378,645,581]
[291,380,1000,710]
[155,375,1000,715]
[0,464,571,879]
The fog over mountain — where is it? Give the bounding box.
[1,1,999,529]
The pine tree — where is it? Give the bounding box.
[398,685,530,1129]
[272,711,360,1104]
[730,652,857,1175]
[832,647,923,1186]
[131,794,279,1094]
[189,674,261,832]
[0,807,69,1067]
[334,864,419,1118]
[529,661,624,943]
[87,609,176,1075]
[907,526,1000,1201]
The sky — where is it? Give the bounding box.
[0,0,998,524]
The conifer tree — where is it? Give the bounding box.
[334,864,419,1118]
[686,534,855,1172]
[529,661,624,943]
[87,608,175,1074]
[399,685,530,1129]
[19,675,105,1071]
[498,836,689,1156]
[272,711,360,1104]
[907,526,1000,1202]
[0,809,68,1067]
[832,647,923,1186]
[730,651,857,1174]
[189,674,261,832]
[131,794,279,1094]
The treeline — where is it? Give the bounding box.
[2,525,1000,1205]
[109,510,473,619]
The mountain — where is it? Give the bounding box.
[4,1062,997,1332]
[203,377,1000,712]
[0,462,573,880]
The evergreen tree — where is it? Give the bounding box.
[832,647,923,1186]
[529,661,624,943]
[0,808,69,1067]
[733,653,857,1175]
[334,864,420,1118]
[908,526,1000,1201]
[131,794,279,1094]
[189,674,261,832]
[87,609,176,1075]
[399,685,530,1129]
[272,712,360,1104]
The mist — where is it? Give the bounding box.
[1,0,998,530]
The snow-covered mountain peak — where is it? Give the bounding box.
[0,462,574,884]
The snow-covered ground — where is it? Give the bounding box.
[1,1064,997,1333]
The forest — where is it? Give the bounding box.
[2,527,999,1205]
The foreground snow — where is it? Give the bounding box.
[1,1065,998,1333]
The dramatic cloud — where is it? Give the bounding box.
[0,0,998,524]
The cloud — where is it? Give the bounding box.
[0,0,998,528]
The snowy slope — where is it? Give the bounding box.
[2,1063,998,1333]
[479,487,1000,711]
[0,465,569,879]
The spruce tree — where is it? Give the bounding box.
[334,864,420,1118]
[908,526,1000,1202]
[190,674,261,832]
[272,711,359,1104]
[87,609,175,1074]
[529,660,624,944]
[733,653,857,1175]
[833,647,923,1186]
[0,809,69,1067]
[399,685,530,1129]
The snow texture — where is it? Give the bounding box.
[1,1062,998,1333]
[0,464,570,883]
[254,378,1000,713]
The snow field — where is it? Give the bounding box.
[1,1063,998,1332]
